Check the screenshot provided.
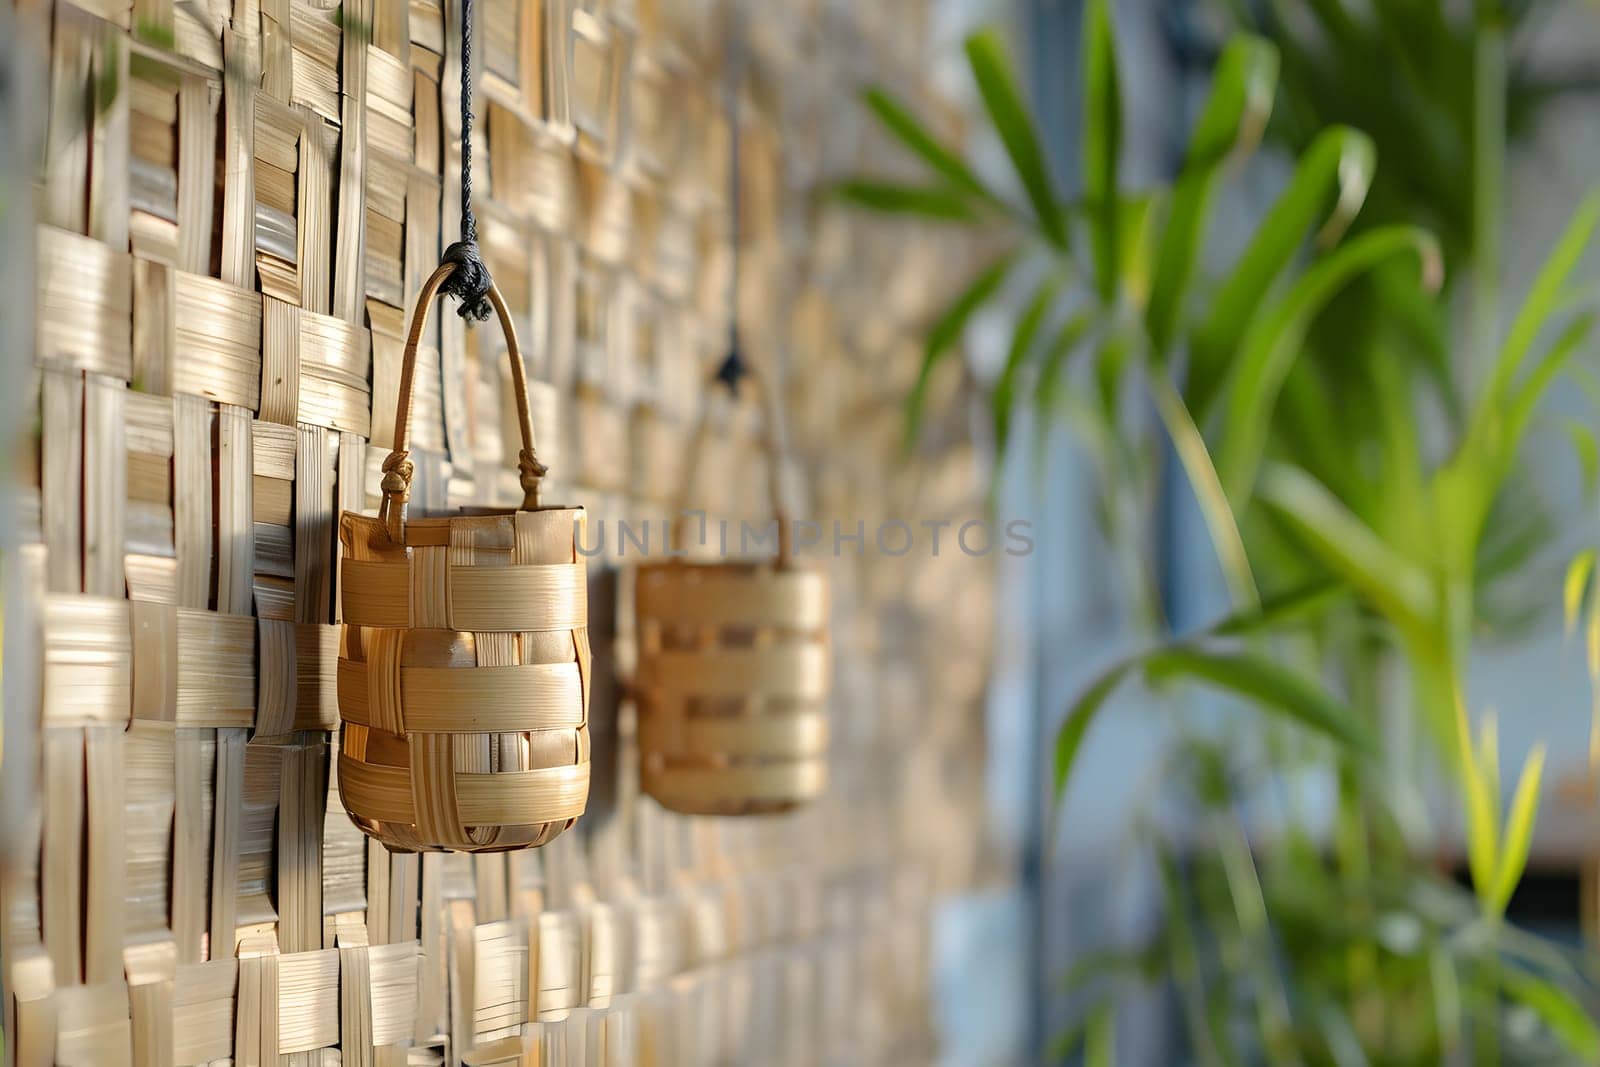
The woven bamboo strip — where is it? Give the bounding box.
[636,566,828,629]
[40,369,84,594]
[171,729,212,965]
[36,227,132,379]
[277,948,339,1053]
[208,727,246,958]
[127,977,173,1067]
[215,404,256,615]
[173,960,237,1063]
[645,644,829,700]
[55,982,132,1067]
[638,710,829,760]
[174,608,256,726]
[42,730,85,986]
[643,761,828,812]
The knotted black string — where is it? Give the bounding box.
[440,0,493,322]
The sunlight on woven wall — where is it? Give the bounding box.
[1,0,996,1063]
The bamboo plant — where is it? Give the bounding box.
[842,0,1600,1060]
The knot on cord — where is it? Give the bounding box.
[516,448,548,489]
[714,345,747,395]
[439,240,494,322]
[380,450,414,494]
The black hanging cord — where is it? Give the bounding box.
[439,0,494,322]
[715,0,748,394]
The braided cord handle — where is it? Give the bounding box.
[673,362,793,568]
[379,261,548,544]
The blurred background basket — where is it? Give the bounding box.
[633,367,830,815]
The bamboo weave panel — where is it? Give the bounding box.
[7,0,993,1063]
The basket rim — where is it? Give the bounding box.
[342,503,586,530]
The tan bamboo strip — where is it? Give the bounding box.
[208,727,247,960]
[43,595,132,726]
[176,72,217,275]
[296,424,335,622]
[89,20,130,251]
[298,113,337,313]
[122,724,176,951]
[83,726,125,985]
[256,617,297,736]
[42,730,85,986]
[215,404,256,616]
[335,429,368,623]
[332,0,371,324]
[172,959,237,1063]
[7,947,56,1067]
[172,393,214,608]
[237,744,285,933]
[260,299,303,425]
[83,375,127,597]
[234,947,279,1067]
[172,273,264,408]
[175,608,256,726]
[132,260,176,395]
[536,909,580,1018]
[171,730,213,965]
[44,7,91,235]
[40,369,84,593]
[220,29,258,291]
[277,742,327,954]
[339,943,376,1067]
[300,310,373,434]
[55,982,132,1067]
[416,856,445,1045]
[277,948,339,1053]
[127,977,173,1067]
[322,753,370,935]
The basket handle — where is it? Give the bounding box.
[379,261,548,544]
[672,361,793,567]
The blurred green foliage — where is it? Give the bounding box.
[841,0,1600,1060]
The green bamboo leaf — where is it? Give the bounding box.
[905,253,1016,450]
[1211,581,1344,636]
[1486,187,1600,406]
[861,87,995,203]
[992,275,1065,457]
[1489,743,1546,915]
[831,179,979,220]
[1501,314,1595,462]
[1082,0,1122,303]
[1145,35,1280,358]
[1094,330,1131,422]
[1032,311,1094,420]
[965,29,1068,249]
[1054,661,1138,801]
[1456,700,1499,909]
[1501,969,1600,1063]
[1142,647,1375,752]
[1085,1006,1117,1067]
[1218,226,1441,502]
[1187,127,1382,418]
[1257,463,1436,633]
[1567,421,1599,501]
[1564,550,1595,637]
[1054,582,1347,804]
[1149,375,1258,610]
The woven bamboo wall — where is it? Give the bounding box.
[2,0,996,1063]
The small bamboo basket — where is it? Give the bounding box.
[634,369,830,815]
[338,264,590,852]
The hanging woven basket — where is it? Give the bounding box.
[338,263,590,852]
[633,372,830,815]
